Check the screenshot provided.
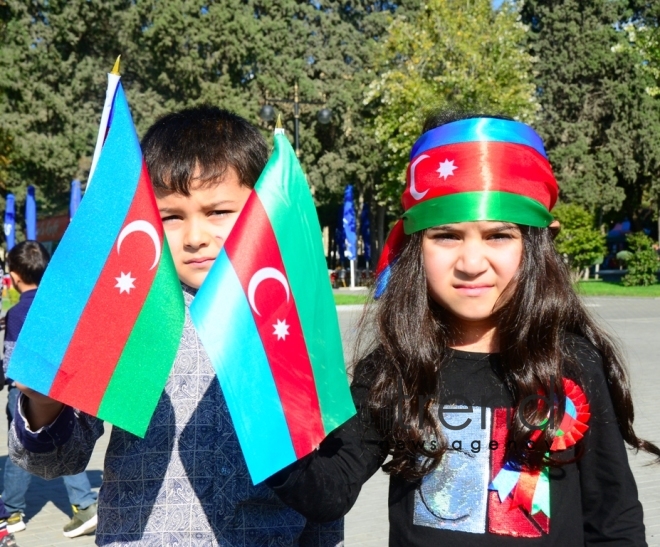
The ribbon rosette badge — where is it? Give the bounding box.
[489,378,591,521]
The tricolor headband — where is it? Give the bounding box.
[375,117,559,297]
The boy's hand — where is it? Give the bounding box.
[14,382,65,430]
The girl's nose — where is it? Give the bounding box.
[456,240,488,276]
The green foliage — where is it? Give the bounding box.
[333,293,371,306]
[619,22,660,97]
[0,1,134,212]
[0,126,11,193]
[521,0,660,221]
[0,0,132,216]
[366,0,538,209]
[3,286,20,308]
[576,279,660,297]
[124,0,402,205]
[0,14,10,194]
[621,231,658,286]
[0,0,400,216]
[617,3,660,97]
[552,203,606,277]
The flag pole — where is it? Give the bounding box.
[274,114,284,136]
[88,56,122,187]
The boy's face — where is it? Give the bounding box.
[156,166,252,289]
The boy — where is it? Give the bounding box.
[1,241,99,540]
[7,107,343,546]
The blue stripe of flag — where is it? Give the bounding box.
[7,84,141,395]
[190,250,297,484]
[411,118,548,160]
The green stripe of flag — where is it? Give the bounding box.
[256,133,355,433]
[98,243,184,436]
[403,191,553,233]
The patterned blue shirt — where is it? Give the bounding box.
[9,285,343,546]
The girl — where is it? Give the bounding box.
[269,113,660,545]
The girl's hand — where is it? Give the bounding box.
[14,382,64,430]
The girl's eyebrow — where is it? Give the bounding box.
[427,224,460,232]
[426,222,519,234]
[487,223,519,232]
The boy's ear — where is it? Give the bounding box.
[549,219,561,240]
[9,271,22,287]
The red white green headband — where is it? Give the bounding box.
[375,117,559,297]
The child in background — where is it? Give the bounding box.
[1,241,98,540]
[8,108,342,546]
[269,114,659,545]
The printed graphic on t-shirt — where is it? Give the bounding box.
[413,405,550,538]
[414,406,491,533]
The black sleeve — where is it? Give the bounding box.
[267,356,389,523]
[571,340,646,545]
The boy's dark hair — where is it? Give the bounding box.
[141,106,269,196]
[7,241,50,286]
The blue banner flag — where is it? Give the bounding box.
[70,179,82,219]
[25,185,37,241]
[342,185,357,261]
[360,201,371,263]
[4,194,15,251]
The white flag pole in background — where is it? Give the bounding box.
[88,56,122,187]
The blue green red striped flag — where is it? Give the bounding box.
[7,83,184,437]
[190,128,356,483]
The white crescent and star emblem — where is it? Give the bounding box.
[117,220,161,270]
[409,154,430,201]
[114,220,161,295]
[437,159,458,180]
[272,319,290,341]
[247,267,290,317]
[115,272,136,294]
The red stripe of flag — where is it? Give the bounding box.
[224,191,325,457]
[488,407,549,536]
[403,141,557,211]
[49,164,163,414]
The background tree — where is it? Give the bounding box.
[521,0,660,231]
[365,0,538,211]
[0,6,10,197]
[621,231,658,286]
[623,18,660,97]
[0,0,132,215]
[631,1,660,96]
[0,127,11,195]
[119,0,405,261]
[552,203,606,280]
[617,3,660,241]
[1,0,406,262]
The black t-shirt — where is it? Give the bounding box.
[270,338,646,546]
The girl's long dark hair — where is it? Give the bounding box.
[365,227,660,480]
[361,113,660,480]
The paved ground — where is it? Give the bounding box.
[0,296,658,546]
[342,297,660,546]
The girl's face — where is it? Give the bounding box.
[422,221,523,329]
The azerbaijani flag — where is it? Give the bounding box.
[7,83,184,437]
[190,128,356,484]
